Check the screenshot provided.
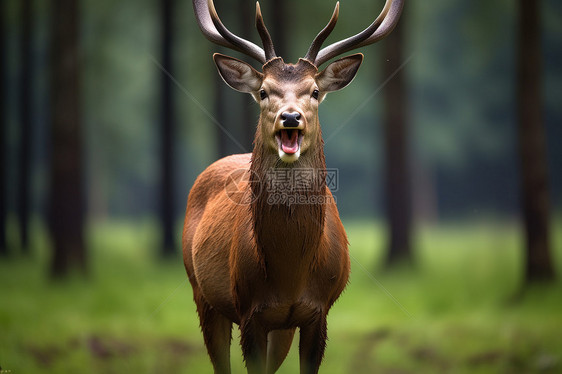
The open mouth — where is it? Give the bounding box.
[275,129,303,155]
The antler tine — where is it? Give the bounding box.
[314,0,404,67]
[255,2,276,61]
[192,0,266,63]
[304,2,339,63]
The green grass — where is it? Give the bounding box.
[1,218,561,373]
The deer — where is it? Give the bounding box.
[182,0,403,373]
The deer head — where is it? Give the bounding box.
[194,0,404,163]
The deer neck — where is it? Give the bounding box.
[249,126,327,268]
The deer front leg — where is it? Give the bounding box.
[194,288,233,374]
[240,312,268,374]
[299,311,327,374]
[266,328,296,373]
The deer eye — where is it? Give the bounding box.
[259,89,268,100]
[312,89,319,100]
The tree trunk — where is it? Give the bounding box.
[18,0,33,254]
[49,0,86,277]
[517,0,554,282]
[238,0,256,152]
[383,14,412,266]
[160,0,176,257]
[0,0,7,256]
[271,1,287,59]
[214,61,229,158]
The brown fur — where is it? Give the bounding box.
[183,57,355,374]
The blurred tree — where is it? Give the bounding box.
[0,0,6,256]
[18,0,32,255]
[383,11,412,265]
[410,0,522,219]
[516,0,554,282]
[212,3,241,158]
[160,0,176,257]
[214,68,229,158]
[49,0,86,277]
[238,0,256,151]
[270,0,287,59]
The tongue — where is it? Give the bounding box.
[281,130,299,154]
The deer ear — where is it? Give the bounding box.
[213,53,263,93]
[316,53,363,93]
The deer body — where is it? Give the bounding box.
[183,1,403,372]
[183,147,349,367]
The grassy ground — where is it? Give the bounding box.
[0,218,561,373]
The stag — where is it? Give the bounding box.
[182,0,403,373]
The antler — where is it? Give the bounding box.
[308,0,404,67]
[255,2,276,61]
[193,0,276,63]
[304,2,340,63]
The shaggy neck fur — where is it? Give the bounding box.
[249,125,327,274]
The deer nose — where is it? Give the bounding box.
[281,112,301,127]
